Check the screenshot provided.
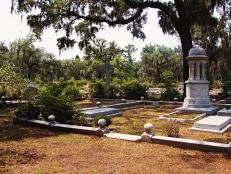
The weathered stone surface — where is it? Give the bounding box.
[190,116,231,134]
[217,108,231,117]
[105,132,141,142]
[151,135,231,153]
[141,132,153,143]
[81,107,121,118]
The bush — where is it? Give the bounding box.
[223,80,231,95]
[162,122,180,138]
[161,88,180,101]
[37,94,79,123]
[38,81,66,97]
[62,85,81,101]
[121,79,147,100]
[15,94,81,124]
[94,115,112,127]
[15,103,40,119]
[89,80,107,98]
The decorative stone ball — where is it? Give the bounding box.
[96,101,101,107]
[212,98,216,103]
[48,115,55,122]
[121,98,126,103]
[141,96,144,100]
[98,119,106,128]
[174,97,178,101]
[144,123,154,133]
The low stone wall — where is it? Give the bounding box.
[13,117,103,137]
[151,136,231,154]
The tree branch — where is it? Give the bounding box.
[65,8,144,26]
[124,0,180,28]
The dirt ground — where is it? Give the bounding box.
[0,108,231,174]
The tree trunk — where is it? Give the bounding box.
[178,29,193,99]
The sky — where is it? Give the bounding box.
[0,1,180,60]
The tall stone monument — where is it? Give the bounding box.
[177,45,215,114]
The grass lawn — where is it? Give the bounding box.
[1,107,231,174]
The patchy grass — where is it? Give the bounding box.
[0,107,231,173]
[110,106,231,143]
[164,112,201,119]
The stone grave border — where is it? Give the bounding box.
[14,117,231,154]
[159,111,207,123]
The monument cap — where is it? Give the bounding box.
[188,45,207,57]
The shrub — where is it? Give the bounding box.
[89,80,107,98]
[121,79,147,100]
[37,94,78,123]
[223,80,231,96]
[211,80,222,89]
[15,103,40,119]
[162,122,180,138]
[62,85,81,101]
[161,88,180,101]
[94,115,112,127]
[38,81,66,97]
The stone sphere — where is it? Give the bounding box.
[98,119,106,128]
[188,45,207,57]
[48,115,55,122]
[96,101,101,106]
[121,98,126,103]
[144,123,154,133]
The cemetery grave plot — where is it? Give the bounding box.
[75,99,123,108]
[164,112,201,119]
[109,105,231,144]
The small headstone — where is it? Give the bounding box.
[141,96,144,100]
[141,123,154,143]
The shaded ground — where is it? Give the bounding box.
[1,107,231,174]
[110,105,231,143]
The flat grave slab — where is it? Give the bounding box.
[81,107,121,118]
[217,108,231,117]
[190,116,231,134]
[105,132,141,142]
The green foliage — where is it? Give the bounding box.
[121,79,147,100]
[61,85,81,101]
[211,80,222,89]
[161,88,180,101]
[223,80,231,95]
[15,93,81,124]
[94,115,112,127]
[162,122,180,138]
[15,103,40,119]
[89,80,107,98]
[36,94,79,123]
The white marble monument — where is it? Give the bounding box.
[177,45,215,114]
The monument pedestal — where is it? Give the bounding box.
[177,80,216,114]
